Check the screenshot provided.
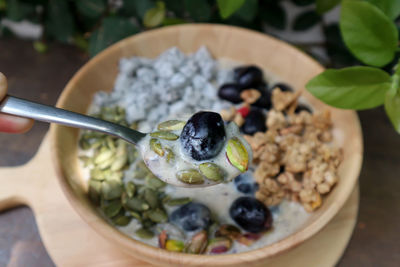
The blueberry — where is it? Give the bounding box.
[234,66,264,89]
[170,202,211,232]
[229,197,272,233]
[272,83,293,92]
[234,173,258,194]
[241,108,267,135]
[295,104,312,114]
[180,111,226,161]
[218,83,243,104]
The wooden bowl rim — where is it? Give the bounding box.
[51,24,363,265]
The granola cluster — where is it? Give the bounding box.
[242,89,342,212]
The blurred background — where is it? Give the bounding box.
[1,0,400,266]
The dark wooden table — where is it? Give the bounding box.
[0,38,399,267]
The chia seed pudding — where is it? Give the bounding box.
[78,46,340,254]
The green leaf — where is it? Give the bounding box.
[217,0,245,19]
[384,88,400,134]
[89,16,139,57]
[261,2,286,30]
[340,1,398,67]
[45,0,75,43]
[134,0,156,19]
[143,1,165,28]
[6,0,36,21]
[164,0,184,17]
[316,0,340,14]
[291,0,314,6]
[235,0,258,22]
[366,0,400,20]
[75,0,106,19]
[184,0,211,21]
[306,67,391,110]
[293,10,320,31]
[162,17,186,26]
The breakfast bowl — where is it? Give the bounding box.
[52,24,363,266]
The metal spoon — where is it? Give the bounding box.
[0,95,246,187]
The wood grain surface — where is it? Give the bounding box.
[0,36,399,266]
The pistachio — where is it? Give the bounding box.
[150,131,179,140]
[158,230,168,249]
[143,219,156,228]
[112,215,132,226]
[185,230,208,254]
[102,199,122,218]
[94,150,115,164]
[101,180,123,200]
[205,237,232,254]
[164,147,175,163]
[215,224,241,240]
[148,209,168,223]
[125,182,136,198]
[226,138,249,172]
[144,188,159,209]
[165,240,185,252]
[135,228,154,239]
[146,174,166,189]
[166,197,192,206]
[124,197,150,212]
[150,138,164,156]
[157,120,186,131]
[88,180,102,205]
[199,163,225,182]
[237,233,262,246]
[176,169,205,185]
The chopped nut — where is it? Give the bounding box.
[220,106,236,121]
[266,110,286,129]
[240,89,261,104]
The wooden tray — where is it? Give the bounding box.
[0,134,359,266]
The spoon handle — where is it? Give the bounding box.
[0,95,146,144]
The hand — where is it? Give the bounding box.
[0,72,33,133]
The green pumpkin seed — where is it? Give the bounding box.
[112,215,132,226]
[176,169,205,185]
[157,120,186,131]
[79,156,92,167]
[94,150,115,164]
[90,168,105,181]
[144,188,159,209]
[165,147,175,163]
[111,154,128,171]
[101,180,123,200]
[148,209,168,223]
[97,156,115,170]
[215,224,241,240]
[125,182,136,198]
[106,137,116,150]
[124,197,150,212]
[79,139,91,150]
[88,180,102,205]
[150,131,179,140]
[226,138,249,173]
[102,199,122,218]
[133,161,150,179]
[166,197,192,206]
[127,146,138,164]
[150,138,164,156]
[199,163,225,182]
[129,211,142,221]
[145,174,166,189]
[91,139,103,150]
[161,195,171,203]
[143,219,156,228]
[105,171,123,182]
[130,121,139,130]
[135,228,154,239]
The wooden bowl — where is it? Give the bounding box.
[52,24,363,266]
